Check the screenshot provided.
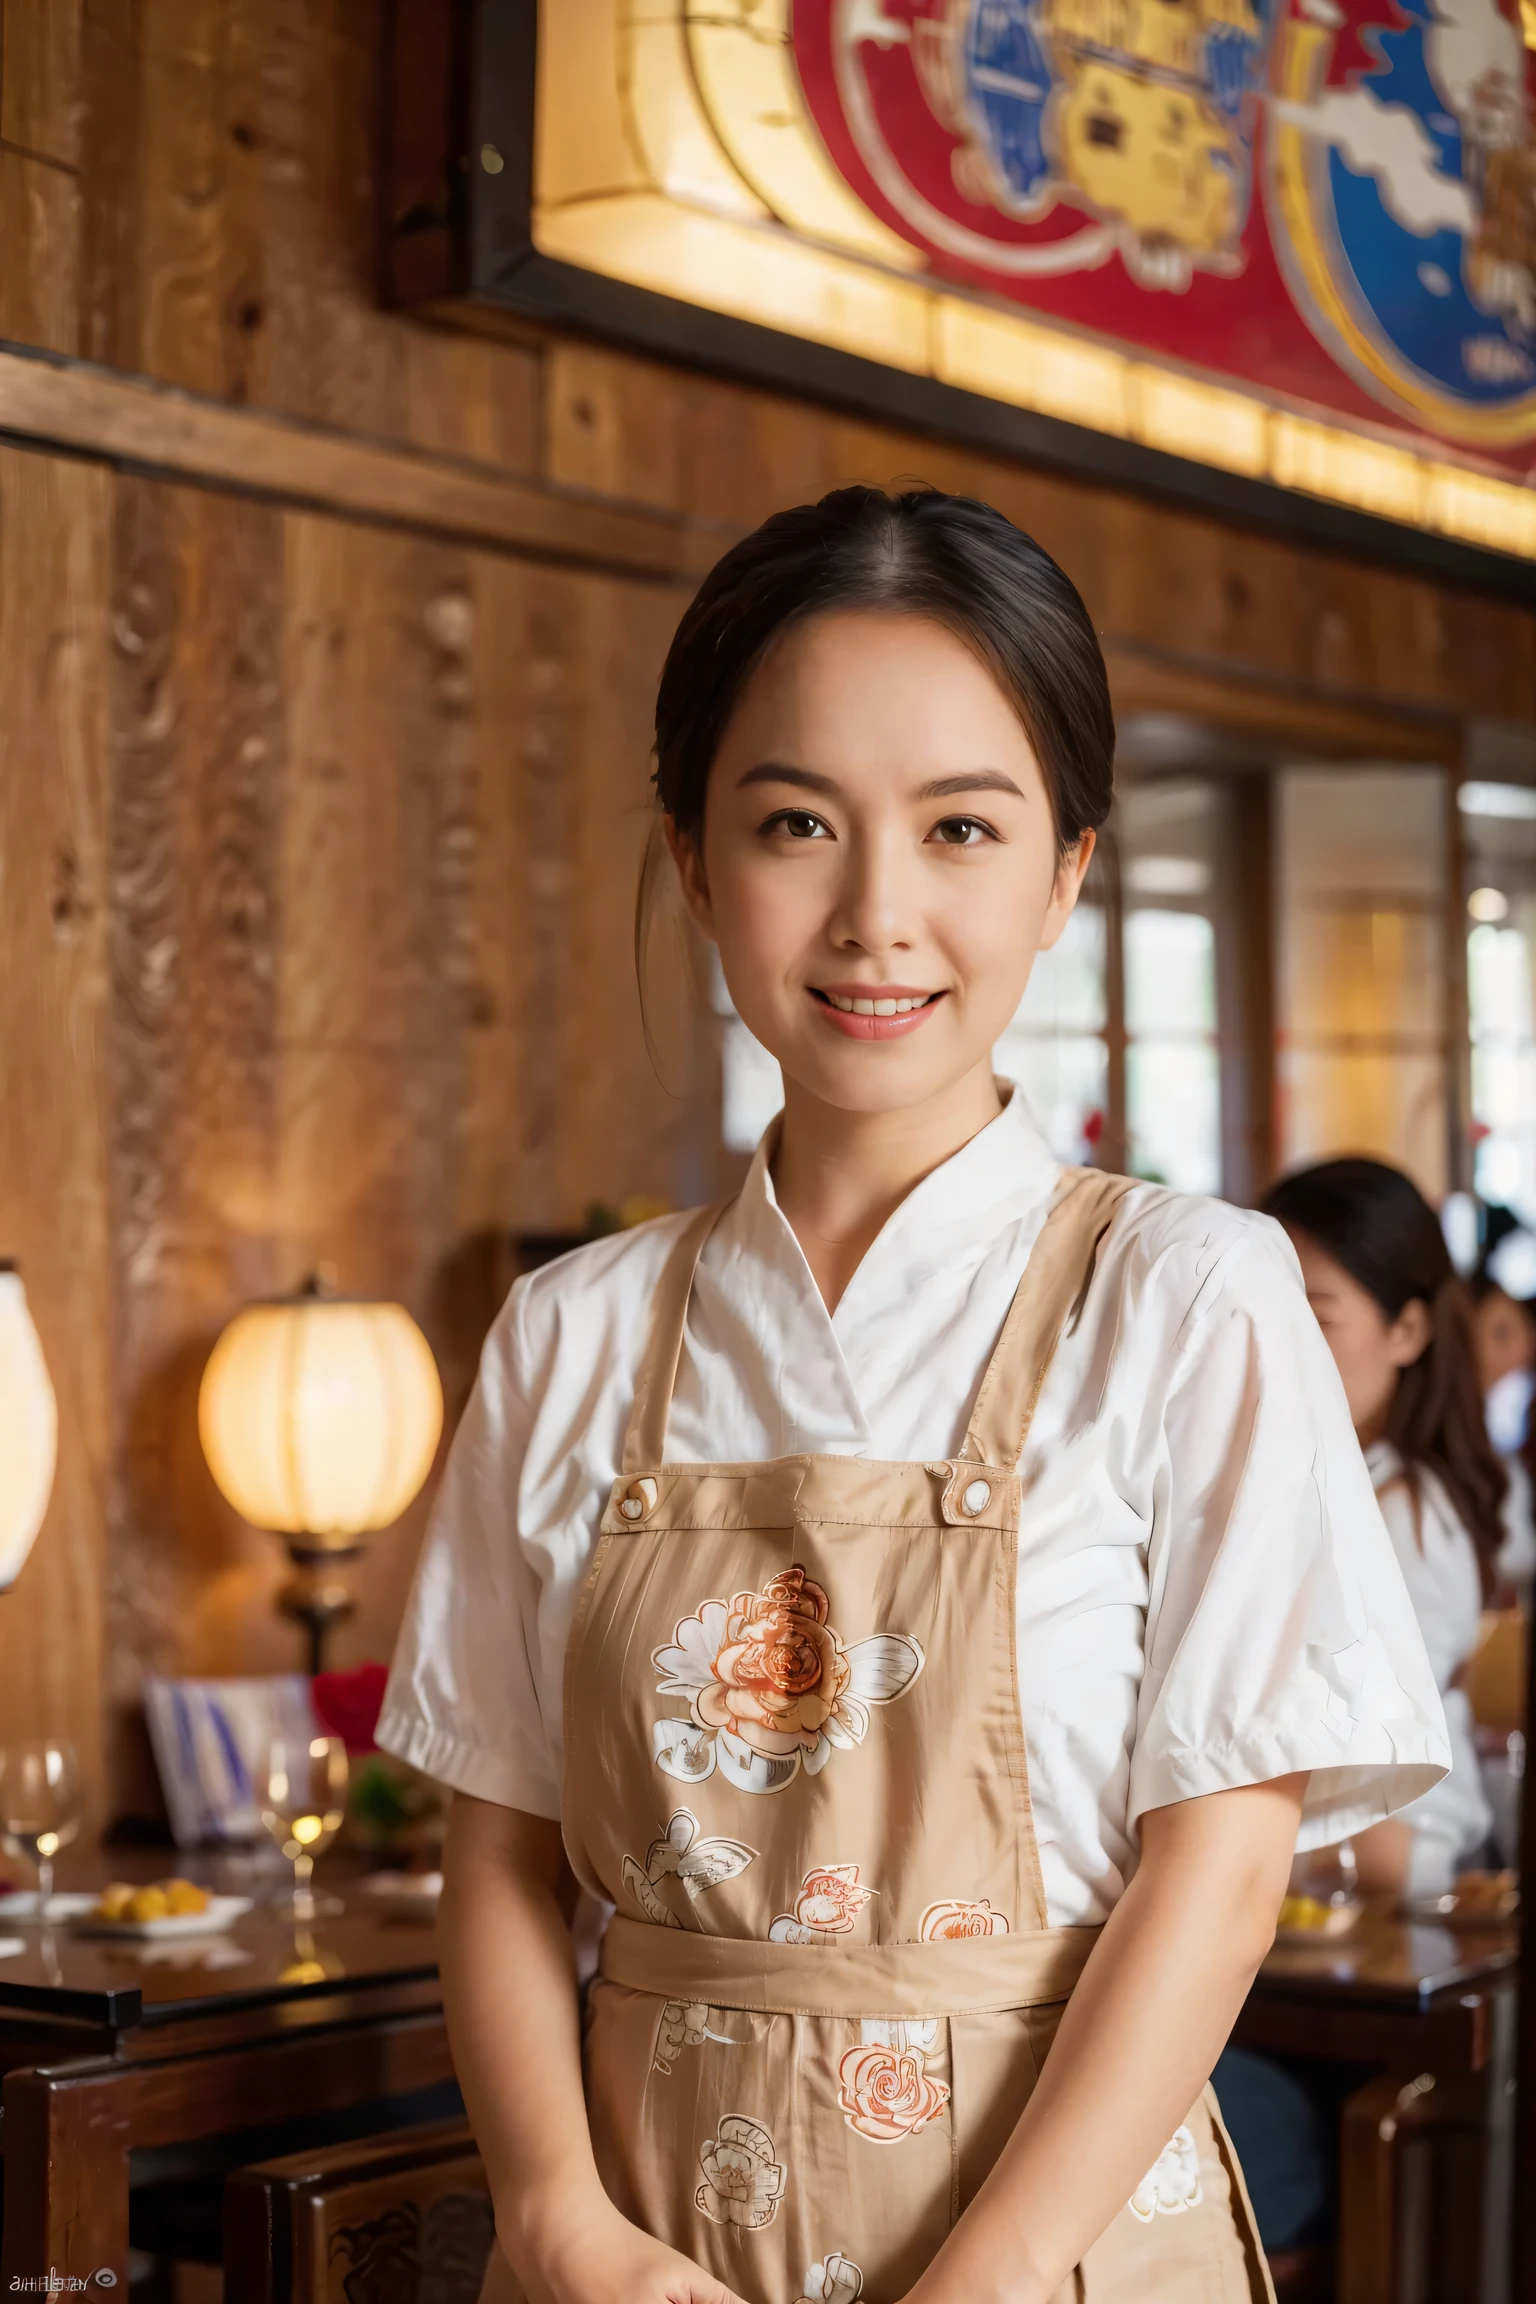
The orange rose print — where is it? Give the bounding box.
[652,1564,924,1794]
[918,1898,1010,1939]
[837,2041,950,2143]
[769,1861,875,1943]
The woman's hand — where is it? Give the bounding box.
[896,1775,1308,2304]
[505,2192,748,2304]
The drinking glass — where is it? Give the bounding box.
[257,1734,348,1919]
[0,1740,81,1917]
[0,1732,80,1916]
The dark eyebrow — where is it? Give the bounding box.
[917,770,1027,801]
[735,763,1027,801]
[735,762,840,796]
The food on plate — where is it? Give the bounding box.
[1276,1894,1333,1932]
[92,1877,211,1924]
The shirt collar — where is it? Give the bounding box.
[734,1086,1060,1303]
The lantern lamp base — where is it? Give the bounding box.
[278,1541,364,1678]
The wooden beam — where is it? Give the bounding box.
[0,340,733,583]
[1103,637,1463,764]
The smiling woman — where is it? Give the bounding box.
[653,488,1112,1299]
[381,485,1450,2304]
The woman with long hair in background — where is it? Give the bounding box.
[1263,1157,1505,1897]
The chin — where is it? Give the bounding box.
[781,1041,988,1117]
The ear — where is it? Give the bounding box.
[663,813,716,941]
[1386,1296,1433,1370]
[1036,829,1096,954]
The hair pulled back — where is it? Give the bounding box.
[1263,1157,1507,1597]
[652,485,1114,848]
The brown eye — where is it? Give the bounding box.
[778,810,828,839]
[931,816,991,846]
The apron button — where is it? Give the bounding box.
[619,1498,644,1518]
[961,1478,991,1516]
[619,1476,657,1521]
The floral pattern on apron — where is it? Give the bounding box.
[480,1170,1274,2304]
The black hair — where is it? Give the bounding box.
[1263,1157,1506,1597]
[652,484,1114,848]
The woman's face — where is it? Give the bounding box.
[1473,1285,1533,1392]
[668,610,1092,1119]
[1285,1226,1431,1445]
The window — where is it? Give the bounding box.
[1119,781,1223,1195]
[994,898,1108,1164]
[1275,767,1448,1200]
[1462,781,1536,1224]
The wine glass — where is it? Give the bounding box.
[0,1740,81,1918]
[257,1734,348,1919]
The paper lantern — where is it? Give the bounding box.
[0,1263,56,1590]
[198,1277,443,1671]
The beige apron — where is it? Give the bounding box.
[483,1169,1273,2304]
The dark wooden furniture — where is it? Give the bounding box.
[0,1859,452,2288]
[1234,1906,1519,2304]
[225,2117,493,2304]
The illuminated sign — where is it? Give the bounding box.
[478,2,1536,560]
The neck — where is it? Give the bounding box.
[770,1060,1006,1313]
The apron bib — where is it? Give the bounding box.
[482,1169,1273,2304]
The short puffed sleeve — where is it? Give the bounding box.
[1128,1220,1450,1850]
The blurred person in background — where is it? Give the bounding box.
[1213,1157,1508,2270]
[1264,1158,1506,1897]
[1470,1216,1536,1597]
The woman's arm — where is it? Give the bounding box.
[905,1773,1307,2304]
[438,1793,747,2304]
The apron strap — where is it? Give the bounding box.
[619,1199,734,1476]
[958,1167,1137,1472]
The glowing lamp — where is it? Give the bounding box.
[198,1274,443,1673]
[0,1262,56,1590]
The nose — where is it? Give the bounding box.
[824,816,917,959]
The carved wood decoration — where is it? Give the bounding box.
[0,1,1528,1831]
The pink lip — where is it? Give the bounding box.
[809,985,947,1042]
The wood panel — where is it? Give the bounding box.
[544,340,1536,718]
[1,0,82,166]
[0,443,111,1831]
[74,0,542,469]
[106,474,288,1793]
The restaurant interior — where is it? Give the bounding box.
[0,1,1534,2299]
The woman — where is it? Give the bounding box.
[1263,1159,1504,1896]
[379,489,1446,2304]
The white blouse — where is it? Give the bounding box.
[379,1091,1448,1927]
[1366,1440,1492,1895]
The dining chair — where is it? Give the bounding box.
[224,2116,493,2304]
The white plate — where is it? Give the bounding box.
[67,1894,253,1940]
[361,1870,442,1921]
[0,1892,99,1923]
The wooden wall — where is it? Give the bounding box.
[0,1,1531,1827]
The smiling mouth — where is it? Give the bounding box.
[808,986,947,1041]
[811,989,941,1017]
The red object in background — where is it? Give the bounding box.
[792,0,1536,480]
[312,1660,389,1755]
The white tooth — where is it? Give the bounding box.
[874,1000,897,1016]
[853,1000,875,1015]
[894,998,913,1013]
[835,994,855,1011]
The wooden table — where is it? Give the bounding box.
[1234,1907,1520,2304]
[0,1852,451,2286]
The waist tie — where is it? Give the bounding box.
[599,1915,1102,2018]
